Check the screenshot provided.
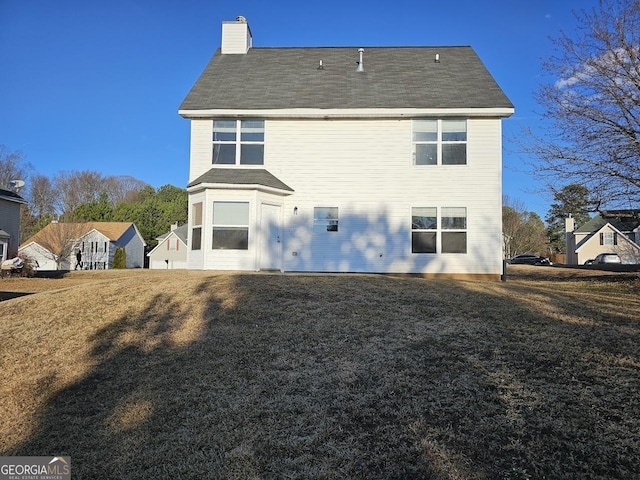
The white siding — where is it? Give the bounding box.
[189,120,213,182]
[148,234,187,270]
[18,243,59,270]
[188,117,505,276]
[221,22,251,54]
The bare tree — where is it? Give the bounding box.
[28,222,90,269]
[0,145,32,190]
[54,170,106,216]
[525,0,640,209]
[28,174,57,218]
[103,175,148,205]
[503,196,549,258]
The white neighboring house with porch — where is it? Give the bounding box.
[148,223,188,269]
[19,222,146,270]
[179,17,514,279]
[0,188,26,263]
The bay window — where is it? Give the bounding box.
[212,201,249,249]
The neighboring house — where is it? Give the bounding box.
[147,223,188,269]
[0,188,27,263]
[566,211,640,265]
[178,17,514,278]
[19,222,146,270]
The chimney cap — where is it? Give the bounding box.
[236,15,247,23]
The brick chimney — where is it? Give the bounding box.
[221,16,252,54]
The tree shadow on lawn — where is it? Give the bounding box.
[5,275,640,479]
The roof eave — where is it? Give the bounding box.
[179,107,515,120]
[187,182,294,196]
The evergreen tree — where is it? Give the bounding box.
[546,184,593,253]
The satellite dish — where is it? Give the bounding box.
[9,179,25,192]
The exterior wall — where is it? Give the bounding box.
[74,230,111,269]
[148,233,187,269]
[221,21,251,54]
[0,198,22,258]
[117,225,146,268]
[19,243,59,270]
[575,225,640,264]
[188,117,504,276]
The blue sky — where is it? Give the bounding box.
[0,0,599,218]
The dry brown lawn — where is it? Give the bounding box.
[1,266,639,479]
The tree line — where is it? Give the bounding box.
[0,145,187,250]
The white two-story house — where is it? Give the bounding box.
[179,17,514,279]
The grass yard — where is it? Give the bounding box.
[1,267,639,479]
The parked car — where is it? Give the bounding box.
[509,254,552,266]
[593,253,621,264]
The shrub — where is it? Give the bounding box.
[113,247,126,269]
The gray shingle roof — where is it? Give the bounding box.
[576,211,640,233]
[0,188,26,204]
[188,168,294,192]
[180,47,514,111]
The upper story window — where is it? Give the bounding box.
[213,120,264,165]
[413,119,467,165]
[600,231,618,245]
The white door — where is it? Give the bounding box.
[260,203,282,270]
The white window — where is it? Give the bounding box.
[191,202,202,251]
[213,120,264,165]
[212,202,250,249]
[413,119,467,165]
[441,207,467,253]
[314,207,339,232]
[600,231,617,245]
[411,207,437,253]
[411,207,467,254]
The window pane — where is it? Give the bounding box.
[213,144,236,164]
[213,120,237,141]
[240,144,264,165]
[442,207,467,229]
[442,144,466,165]
[412,207,437,230]
[212,228,248,250]
[314,207,338,220]
[192,227,202,250]
[442,232,467,253]
[442,120,467,141]
[241,120,264,141]
[193,202,203,225]
[314,207,339,232]
[213,202,249,225]
[415,144,437,165]
[412,232,436,253]
[413,120,437,141]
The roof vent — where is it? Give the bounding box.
[434,53,440,63]
[317,59,324,70]
[356,48,365,72]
